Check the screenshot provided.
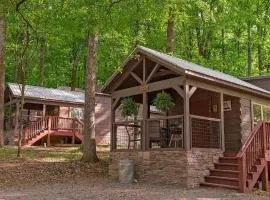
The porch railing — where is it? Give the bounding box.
[190,115,221,149]
[147,115,184,149]
[112,120,143,150]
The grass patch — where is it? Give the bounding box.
[0,146,109,163]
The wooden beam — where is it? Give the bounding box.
[131,72,143,84]
[143,57,146,83]
[152,70,176,78]
[111,58,142,91]
[146,63,159,83]
[4,99,18,107]
[220,92,225,151]
[184,84,191,150]
[112,76,185,98]
[173,86,184,99]
[112,97,120,110]
[189,86,197,98]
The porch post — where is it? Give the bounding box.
[142,92,148,150]
[42,104,46,117]
[184,84,191,150]
[110,98,116,151]
[220,92,225,151]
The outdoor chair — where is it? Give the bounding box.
[124,123,141,149]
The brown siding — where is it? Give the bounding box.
[240,98,252,144]
[224,95,241,152]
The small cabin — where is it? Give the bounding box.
[102,46,270,192]
[4,83,111,146]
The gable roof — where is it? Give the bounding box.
[102,46,270,98]
[8,83,85,105]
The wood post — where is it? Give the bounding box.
[72,119,75,144]
[184,84,191,150]
[142,92,148,150]
[47,116,51,146]
[262,161,269,191]
[111,98,116,151]
[220,92,225,151]
[238,154,247,193]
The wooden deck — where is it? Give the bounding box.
[23,116,84,146]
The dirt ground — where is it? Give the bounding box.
[0,177,270,200]
[0,147,269,200]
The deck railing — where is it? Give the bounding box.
[24,116,49,141]
[112,120,143,150]
[23,116,84,144]
[147,115,184,149]
[190,115,221,149]
[237,121,270,192]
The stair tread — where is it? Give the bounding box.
[200,182,239,190]
[220,157,238,159]
[205,175,239,181]
[215,163,238,166]
[210,169,239,173]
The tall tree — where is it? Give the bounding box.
[81,33,99,163]
[0,16,7,146]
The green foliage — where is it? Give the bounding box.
[153,91,175,113]
[2,0,270,90]
[120,97,138,118]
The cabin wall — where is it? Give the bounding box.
[60,94,112,145]
[224,95,241,152]
[240,98,252,144]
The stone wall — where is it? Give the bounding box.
[109,148,223,188]
[186,148,223,187]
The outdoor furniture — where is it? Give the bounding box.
[124,123,141,149]
[168,125,183,148]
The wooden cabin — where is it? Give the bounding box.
[102,46,270,193]
[4,83,111,146]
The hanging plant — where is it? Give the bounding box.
[153,91,175,113]
[120,97,138,118]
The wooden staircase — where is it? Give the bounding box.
[23,116,84,146]
[201,121,270,193]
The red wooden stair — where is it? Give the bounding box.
[201,121,270,193]
[23,116,84,146]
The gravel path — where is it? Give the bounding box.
[0,177,269,200]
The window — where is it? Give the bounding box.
[252,103,270,126]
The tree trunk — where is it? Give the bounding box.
[39,36,46,86]
[0,17,7,147]
[71,42,82,91]
[166,7,175,54]
[81,33,99,163]
[17,84,25,158]
[17,29,29,158]
[257,24,263,75]
[247,21,252,76]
